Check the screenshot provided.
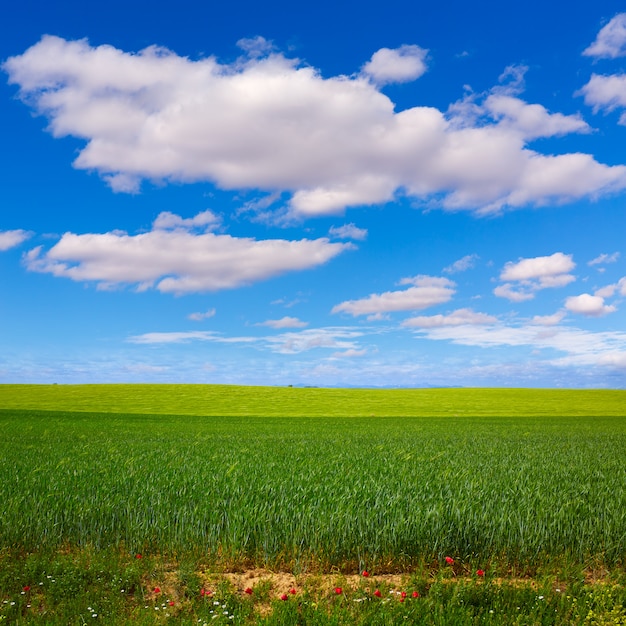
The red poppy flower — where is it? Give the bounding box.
[289,588,297,595]
[362,570,369,577]
[334,587,342,595]
[401,591,407,598]
[374,589,382,598]
[399,597,405,603]
[445,556,454,565]
[168,601,175,606]
[244,587,253,595]
[135,554,142,559]
[280,593,288,601]
[153,587,161,594]
[412,591,419,598]
[23,586,30,592]
[476,569,485,577]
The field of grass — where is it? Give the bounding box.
[0,385,625,624]
[2,383,626,417]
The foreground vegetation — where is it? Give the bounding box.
[1,548,625,624]
[0,385,624,623]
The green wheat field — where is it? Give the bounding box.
[0,385,625,624]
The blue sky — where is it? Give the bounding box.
[2,0,626,387]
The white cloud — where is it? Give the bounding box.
[362,45,428,85]
[5,36,626,217]
[154,210,221,231]
[594,277,626,298]
[483,94,590,140]
[330,348,367,358]
[493,283,536,302]
[410,320,626,369]
[332,275,455,317]
[402,308,497,328]
[443,254,478,274]
[530,311,566,326]
[579,73,626,123]
[129,331,222,344]
[188,308,216,321]
[130,326,363,355]
[264,328,364,354]
[328,223,368,241]
[588,252,620,266]
[494,253,575,301]
[500,252,575,282]
[583,13,626,59]
[236,36,275,58]
[565,293,617,317]
[595,284,617,298]
[0,229,32,251]
[24,211,352,294]
[257,316,308,329]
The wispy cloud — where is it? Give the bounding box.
[188,308,216,322]
[0,229,32,251]
[409,321,626,369]
[443,254,479,274]
[583,13,626,59]
[128,326,364,355]
[256,316,308,329]
[328,223,368,241]
[402,308,497,328]
[588,252,620,266]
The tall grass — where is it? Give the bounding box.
[1,406,624,570]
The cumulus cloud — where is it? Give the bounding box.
[494,252,576,301]
[257,316,308,329]
[331,275,455,317]
[5,36,626,217]
[443,254,479,274]
[23,211,352,294]
[482,94,590,140]
[579,73,626,124]
[0,229,32,251]
[361,45,428,85]
[402,308,497,328]
[328,223,368,240]
[583,13,626,59]
[565,293,617,316]
[188,308,216,321]
[579,20,626,125]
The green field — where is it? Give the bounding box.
[1,385,625,624]
[2,384,626,417]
